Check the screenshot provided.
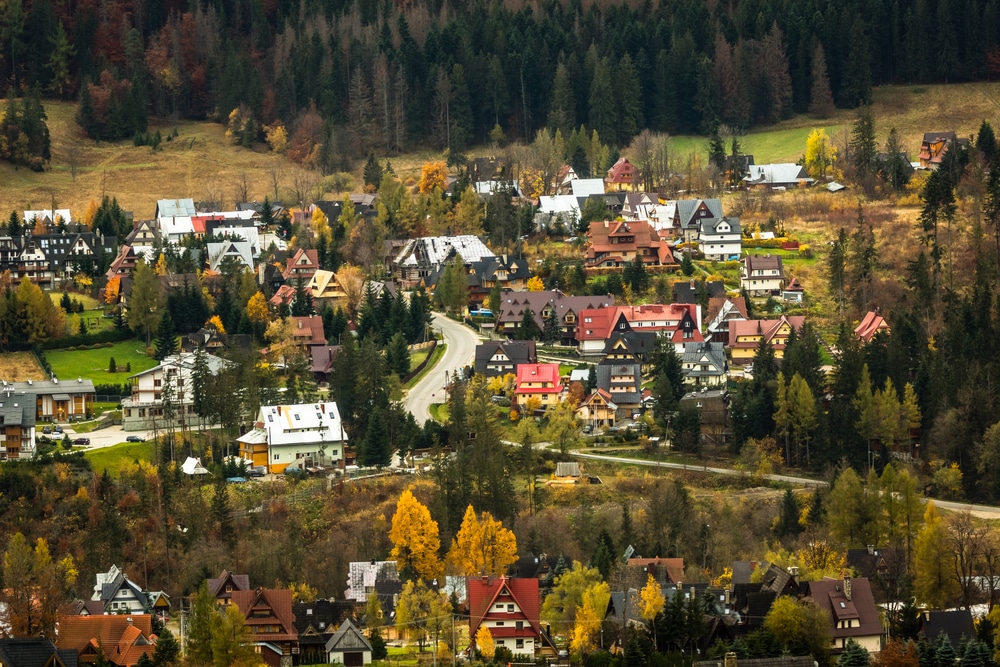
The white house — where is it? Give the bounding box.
[699,217,742,260]
[237,402,348,473]
[121,352,231,431]
[23,208,72,226]
[207,239,255,271]
[741,255,785,295]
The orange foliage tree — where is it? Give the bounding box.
[418,161,447,193]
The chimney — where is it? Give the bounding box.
[867,544,875,555]
[725,652,738,667]
[843,576,852,601]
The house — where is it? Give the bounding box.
[680,389,729,434]
[344,561,402,618]
[283,248,320,285]
[605,157,637,191]
[290,315,326,347]
[803,577,883,654]
[624,557,685,589]
[325,619,373,666]
[536,196,581,232]
[917,609,975,648]
[494,290,615,346]
[105,245,139,279]
[2,377,95,423]
[24,208,73,227]
[206,240,254,272]
[308,270,349,310]
[570,178,606,198]
[741,255,785,295]
[596,362,642,418]
[0,394,36,460]
[727,316,805,365]
[474,341,537,378]
[206,569,251,606]
[854,311,890,343]
[673,199,725,243]
[699,217,742,260]
[584,220,675,269]
[744,164,814,189]
[15,232,117,286]
[575,389,617,431]
[57,615,156,667]
[390,235,495,287]
[124,220,160,262]
[513,364,563,410]
[0,638,78,667]
[781,277,804,303]
[468,576,543,657]
[237,402,347,473]
[467,255,532,305]
[681,342,728,387]
[292,600,355,664]
[673,280,726,306]
[310,346,342,384]
[576,304,702,356]
[918,132,968,170]
[600,331,660,376]
[89,565,168,615]
[694,656,815,667]
[155,198,196,219]
[231,588,298,667]
[121,352,231,431]
[706,297,748,344]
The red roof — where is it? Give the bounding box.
[576,304,700,341]
[854,311,889,343]
[57,615,156,667]
[605,157,636,184]
[728,316,805,349]
[231,588,298,643]
[467,576,541,640]
[291,315,326,345]
[514,363,561,393]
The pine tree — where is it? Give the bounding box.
[386,331,411,378]
[588,58,616,146]
[547,61,575,137]
[153,310,178,361]
[808,43,835,117]
[291,276,313,316]
[542,309,560,343]
[519,307,541,340]
[7,210,20,236]
[851,106,878,184]
[616,53,643,145]
[363,152,384,188]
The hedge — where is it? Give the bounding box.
[39,328,132,350]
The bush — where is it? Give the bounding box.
[40,328,131,350]
[109,356,117,373]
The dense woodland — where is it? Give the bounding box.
[2,0,1000,160]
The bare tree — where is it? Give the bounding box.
[291,170,319,208]
[268,162,284,201]
[203,181,224,212]
[629,130,657,192]
[234,171,250,204]
[947,510,989,609]
[67,144,80,182]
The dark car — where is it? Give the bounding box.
[53,425,63,434]
[249,466,266,478]
[41,426,51,434]
[126,435,145,442]
[73,437,90,446]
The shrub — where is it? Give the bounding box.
[109,356,116,373]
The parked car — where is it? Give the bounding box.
[125,435,145,442]
[582,424,594,434]
[41,426,51,434]
[73,437,90,445]
[53,425,63,434]
[249,466,266,478]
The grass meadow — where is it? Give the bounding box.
[46,339,157,383]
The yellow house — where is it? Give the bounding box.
[576,389,617,429]
[727,316,805,364]
[514,363,564,409]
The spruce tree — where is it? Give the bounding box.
[363,152,384,188]
[777,489,803,537]
[7,210,20,236]
[291,276,314,316]
[153,310,178,361]
[519,308,541,340]
[360,405,391,468]
[542,309,560,343]
[808,43,835,117]
[386,331,411,377]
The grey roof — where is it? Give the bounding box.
[681,342,727,378]
[745,164,813,186]
[554,462,581,477]
[474,341,538,377]
[0,639,75,667]
[496,289,615,331]
[0,401,36,429]
[156,198,196,218]
[293,599,354,639]
[731,561,754,585]
[602,331,660,361]
[744,254,784,274]
[325,618,373,654]
[394,235,493,267]
[470,255,532,283]
[673,280,726,305]
[701,216,741,236]
[596,362,642,405]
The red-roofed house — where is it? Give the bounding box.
[291,315,326,346]
[513,364,563,409]
[207,569,251,606]
[468,576,542,658]
[576,304,702,356]
[284,248,320,284]
[584,220,675,269]
[231,588,298,667]
[804,577,883,654]
[854,311,890,344]
[57,615,157,667]
[728,316,805,364]
[605,157,637,191]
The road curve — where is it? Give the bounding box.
[571,451,1000,516]
[404,313,479,424]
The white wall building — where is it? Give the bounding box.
[237,402,348,473]
[121,352,231,432]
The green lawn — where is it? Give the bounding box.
[670,123,844,165]
[429,402,449,423]
[46,339,158,383]
[404,343,446,390]
[85,440,155,476]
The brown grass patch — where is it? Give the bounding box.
[0,352,46,381]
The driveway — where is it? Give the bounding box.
[405,313,479,424]
[46,423,153,450]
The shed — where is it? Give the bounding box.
[325,619,372,666]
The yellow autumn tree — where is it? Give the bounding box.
[389,489,442,581]
[639,573,665,649]
[804,128,837,180]
[474,625,495,660]
[154,254,168,276]
[104,275,121,304]
[335,264,366,317]
[570,581,609,657]
[83,199,99,228]
[418,161,448,193]
[205,315,226,334]
[312,207,330,245]
[264,124,288,153]
[527,276,544,291]
[446,505,518,576]
[247,292,269,326]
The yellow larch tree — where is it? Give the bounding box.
[446,505,518,577]
[527,276,544,291]
[639,573,665,649]
[570,581,609,657]
[389,489,442,581]
[205,315,226,334]
[83,199,99,228]
[419,161,448,193]
[104,275,121,304]
[246,292,270,326]
[474,625,495,660]
[154,253,168,276]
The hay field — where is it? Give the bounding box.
[0,352,47,381]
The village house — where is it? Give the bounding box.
[494,289,615,346]
[231,588,298,667]
[121,352,230,432]
[474,340,537,378]
[576,303,702,356]
[389,235,495,287]
[919,131,968,170]
[468,576,544,658]
[673,279,726,306]
[466,255,532,309]
[576,388,617,431]
[283,248,320,285]
[513,363,564,410]
[290,315,326,347]
[699,216,742,261]
[605,157,637,191]
[124,220,160,262]
[600,331,660,377]
[2,377,95,423]
[706,297,748,344]
[740,255,785,295]
[237,402,347,474]
[584,220,675,269]
[293,599,355,665]
[0,394,36,460]
[57,615,157,667]
[727,316,806,365]
[85,565,169,616]
[744,164,814,189]
[681,342,728,387]
[596,361,643,418]
[207,239,254,272]
[855,311,890,343]
[803,577,883,655]
[207,569,251,606]
[325,619,373,666]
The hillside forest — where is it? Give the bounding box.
[1,0,1000,165]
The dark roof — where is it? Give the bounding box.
[596,362,642,405]
[673,280,726,305]
[694,657,815,667]
[804,577,882,642]
[0,639,74,667]
[731,561,755,585]
[469,255,532,283]
[918,609,976,648]
[474,340,538,376]
[325,618,373,654]
[601,331,660,361]
[293,599,355,643]
[207,570,251,598]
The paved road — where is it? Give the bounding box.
[45,423,153,450]
[571,451,1000,516]
[404,313,479,424]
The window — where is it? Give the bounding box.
[516,621,523,630]
[507,604,514,612]
[295,414,301,420]
[495,603,505,610]
[495,622,504,627]
[267,415,273,422]
[274,454,280,460]
[516,639,524,650]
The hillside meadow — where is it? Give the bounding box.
[2,83,1000,219]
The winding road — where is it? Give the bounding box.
[404,313,480,424]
